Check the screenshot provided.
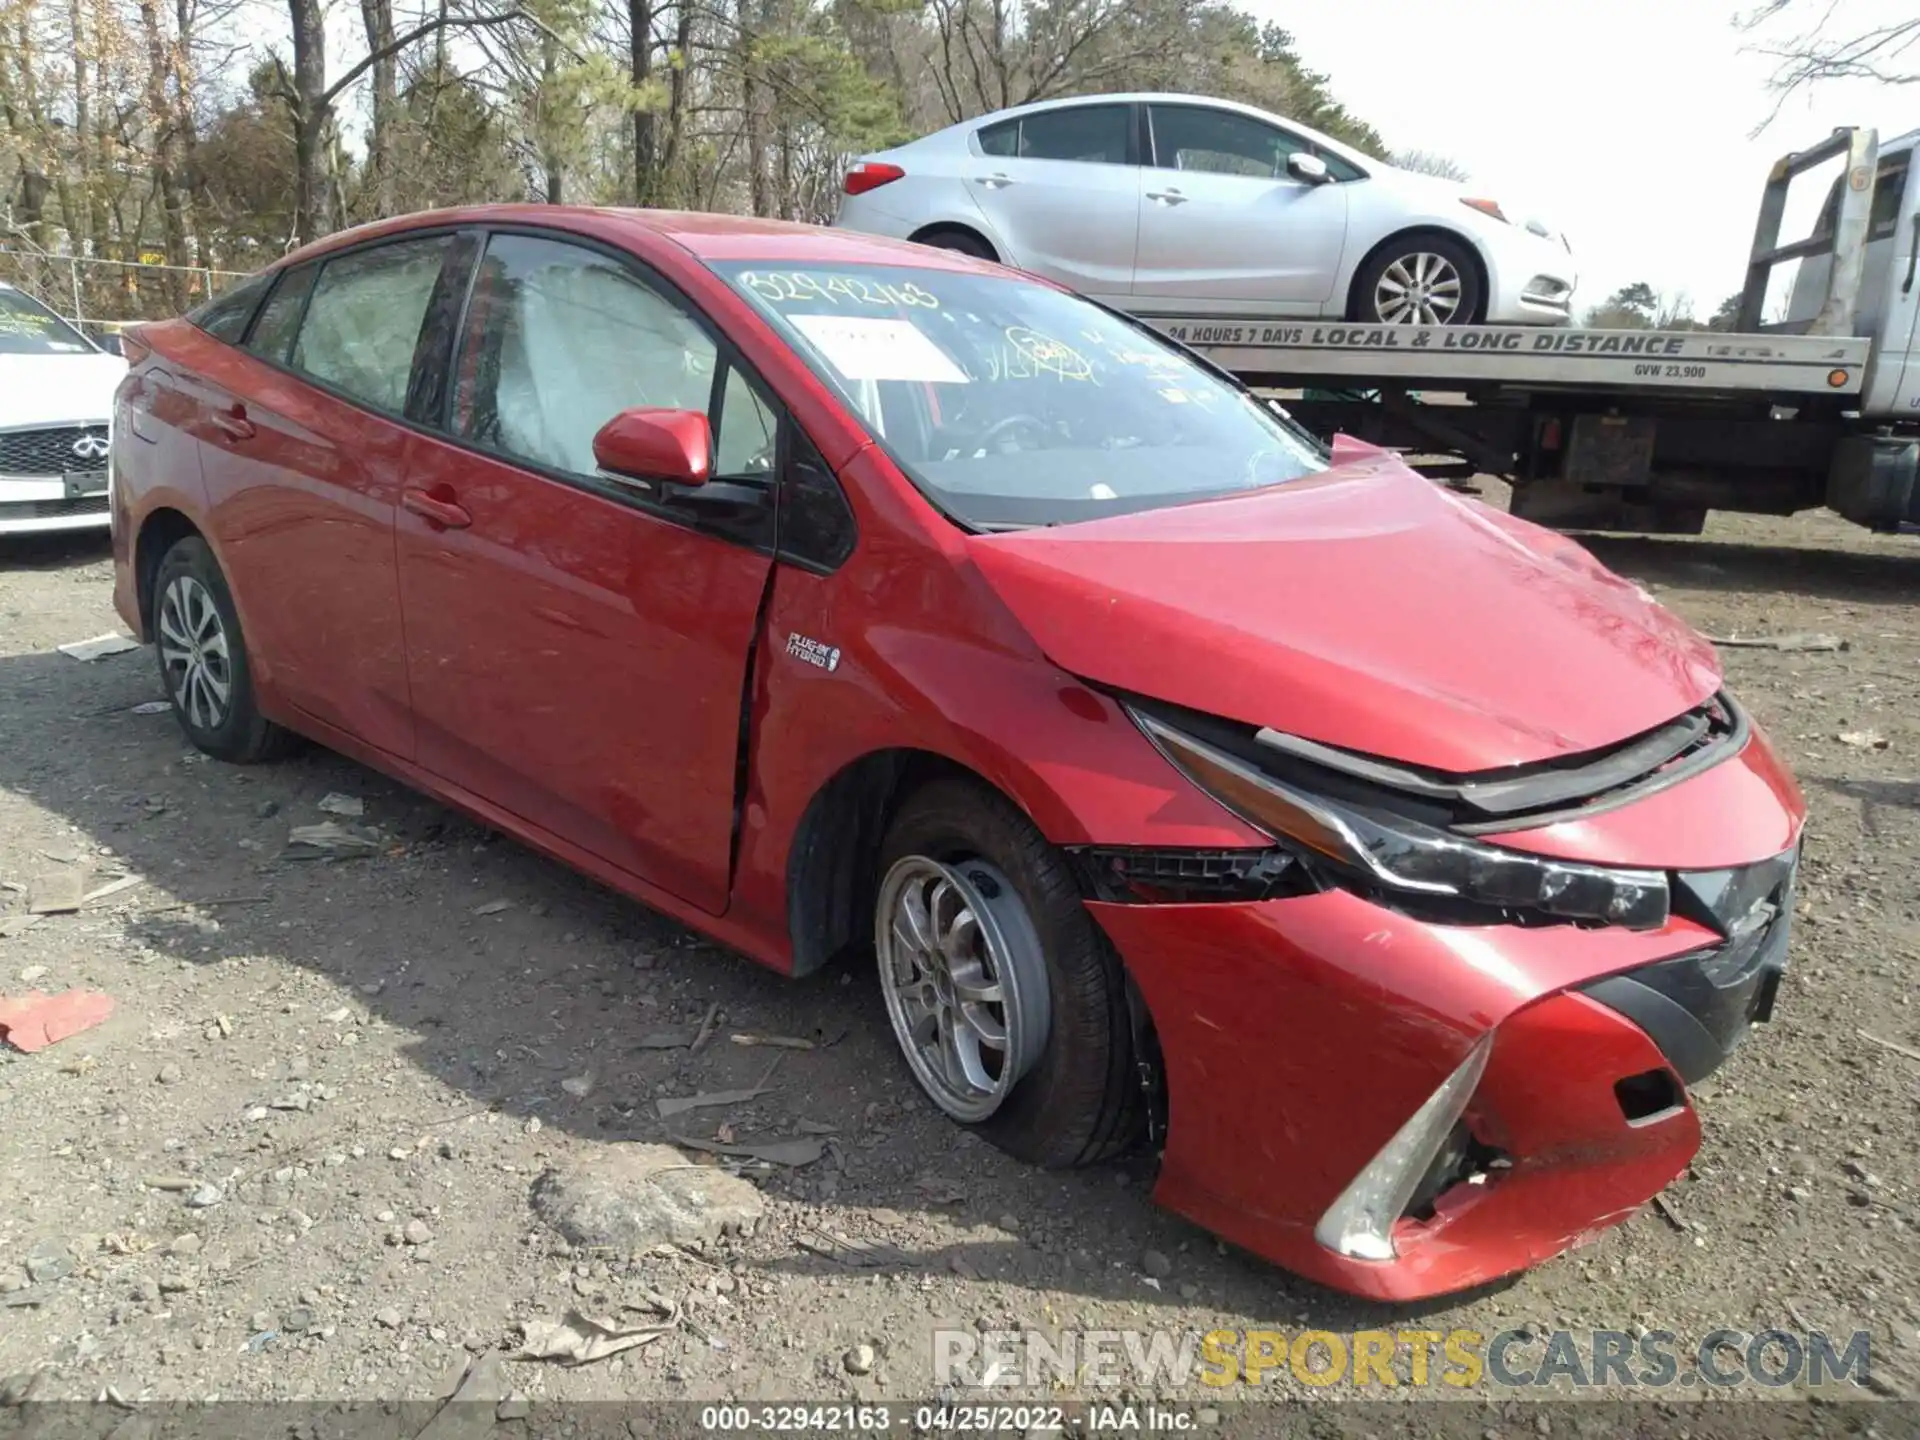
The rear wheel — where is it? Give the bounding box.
[152,536,294,764]
[875,778,1143,1167]
[1353,234,1483,325]
[913,228,996,262]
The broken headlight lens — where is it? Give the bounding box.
[1133,711,1669,930]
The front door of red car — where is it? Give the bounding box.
[395,231,782,914]
[196,234,470,760]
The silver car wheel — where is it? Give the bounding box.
[157,574,232,731]
[876,855,1051,1123]
[1374,251,1465,324]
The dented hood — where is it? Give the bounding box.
[966,458,1723,773]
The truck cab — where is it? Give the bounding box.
[1788,128,1920,417]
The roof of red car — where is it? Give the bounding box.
[280,205,1007,277]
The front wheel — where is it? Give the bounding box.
[875,778,1144,1168]
[1353,235,1483,325]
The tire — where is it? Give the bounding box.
[151,535,295,764]
[874,777,1143,1168]
[914,228,996,261]
[1352,234,1483,325]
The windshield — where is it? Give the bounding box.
[713,261,1325,529]
[0,287,93,357]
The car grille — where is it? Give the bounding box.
[0,425,111,477]
[0,494,110,521]
[1583,844,1799,1084]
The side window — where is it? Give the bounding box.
[1148,106,1286,178]
[1811,154,1910,241]
[1014,105,1131,165]
[451,232,774,485]
[291,236,451,412]
[1871,155,1911,240]
[243,263,318,365]
[977,119,1018,158]
[188,271,273,344]
[1313,147,1365,183]
[715,366,778,477]
[779,431,857,571]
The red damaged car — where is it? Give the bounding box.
[108,208,1805,1300]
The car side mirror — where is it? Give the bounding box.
[1286,152,1331,185]
[592,407,712,489]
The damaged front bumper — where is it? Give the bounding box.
[1088,835,1799,1302]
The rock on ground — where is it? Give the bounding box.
[530,1144,764,1250]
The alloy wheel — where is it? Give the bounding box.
[876,855,1051,1123]
[157,574,232,731]
[1374,251,1465,324]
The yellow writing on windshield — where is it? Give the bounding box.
[992,326,1093,382]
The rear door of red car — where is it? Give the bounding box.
[195,231,477,760]
[394,229,783,914]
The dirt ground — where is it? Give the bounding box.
[1,496,1917,1415]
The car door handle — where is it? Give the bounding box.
[1905,212,1919,294]
[402,487,472,530]
[974,172,1014,189]
[212,403,255,440]
[1146,189,1187,206]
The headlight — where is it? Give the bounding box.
[1132,710,1670,930]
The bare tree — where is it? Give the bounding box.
[1739,0,1920,111]
[1392,148,1468,181]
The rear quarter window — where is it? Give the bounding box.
[188,272,274,344]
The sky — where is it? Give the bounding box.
[1264,0,1906,320]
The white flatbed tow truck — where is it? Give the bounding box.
[1135,127,1920,537]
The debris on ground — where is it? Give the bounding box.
[511,1301,677,1366]
[560,1073,593,1097]
[655,1085,773,1119]
[729,1033,815,1050]
[796,1228,913,1269]
[1860,1029,1920,1064]
[27,872,87,915]
[316,792,364,818]
[1651,1193,1689,1232]
[635,1030,693,1050]
[689,1001,721,1054]
[671,1134,826,1168]
[82,874,142,906]
[1703,631,1847,652]
[414,1352,508,1440]
[531,1143,766,1249]
[473,899,514,916]
[1837,729,1891,750]
[56,632,140,661]
[0,988,115,1052]
[0,914,42,940]
[284,822,383,860]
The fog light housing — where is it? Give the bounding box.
[1314,1034,1493,1261]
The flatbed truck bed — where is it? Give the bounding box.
[1131,127,1920,539]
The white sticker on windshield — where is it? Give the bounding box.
[789,314,967,384]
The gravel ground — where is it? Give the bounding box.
[0,499,1917,1414]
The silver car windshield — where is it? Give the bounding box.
[0,287,93,357]
[714,262,1325,529]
